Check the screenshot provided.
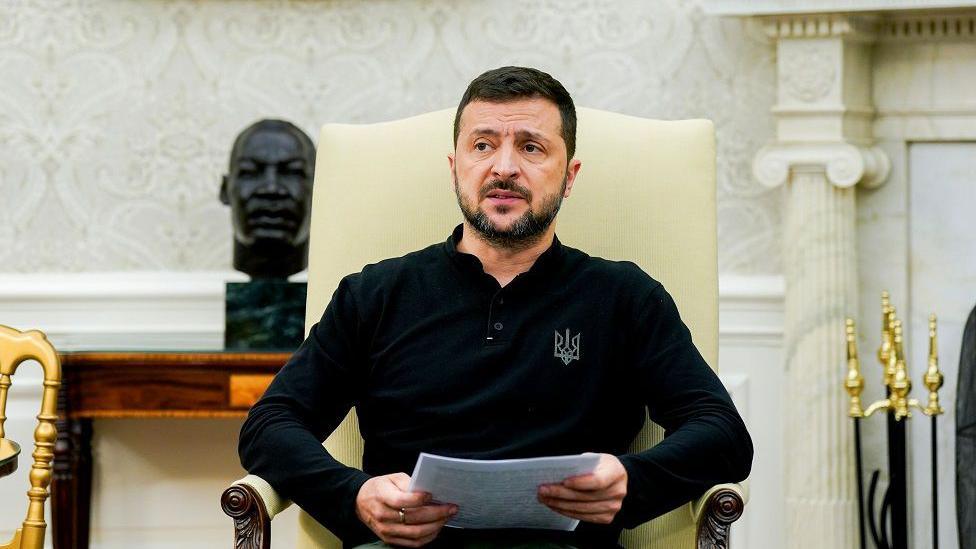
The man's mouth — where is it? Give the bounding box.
[249,216,297,229]
[247,209,300,230]
[485,190,525,203]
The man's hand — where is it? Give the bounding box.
[355,473,457,547]
[537,453,628,525]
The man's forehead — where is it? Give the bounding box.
[236,129,310,162]
[459,98,561,136]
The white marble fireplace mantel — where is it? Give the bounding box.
[703,0,976,16]
[703,2,976,549]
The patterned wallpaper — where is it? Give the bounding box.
[0,0,780,273]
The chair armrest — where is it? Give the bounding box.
[691,481,749,549]
[221,475,293,549]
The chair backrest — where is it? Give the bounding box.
[0,325,61,549]
[299,108,717,549]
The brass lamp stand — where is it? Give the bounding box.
[846,291,944,549]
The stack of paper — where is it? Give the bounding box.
[407,453,600,531]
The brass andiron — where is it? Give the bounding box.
[845,293,945,549]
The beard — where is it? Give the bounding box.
[453,173,566,250]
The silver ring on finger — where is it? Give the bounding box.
[398,507,406,524]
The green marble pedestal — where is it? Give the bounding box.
[224,281,307,351]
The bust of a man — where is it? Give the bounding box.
[220,119,316,279]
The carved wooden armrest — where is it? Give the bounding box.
[691,481,748,549]
[221,476,748,549]
[221,475,292,549]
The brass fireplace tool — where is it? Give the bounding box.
[846,291,944,549]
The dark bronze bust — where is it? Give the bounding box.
[220,119,316,279]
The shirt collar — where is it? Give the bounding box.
[443,224,565,280]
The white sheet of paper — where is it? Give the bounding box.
[406,452,601,531]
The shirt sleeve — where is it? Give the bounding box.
[614,282,753,528]
[238,276,375,543]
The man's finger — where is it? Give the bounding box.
[539,496,621,515]
[389,473,412,491]
[561,472,613,491]
[544,507,615,525]
[538,483,609,501]
[383,474,433,509]
[380,488,430,509]
[381,519,449,541]
[382,532,441,548]
[399,503,458,525]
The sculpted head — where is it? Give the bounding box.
[220,119,316,279]
[448,67,581,250]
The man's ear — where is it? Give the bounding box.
[219,175,230,205]
[563,158,582,198]
[447,153,456,187]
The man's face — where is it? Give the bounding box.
[221,127,314,247]
[449,98,581,247]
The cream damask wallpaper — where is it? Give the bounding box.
[0,0,780,273]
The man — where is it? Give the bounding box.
[220,119,316,279]
[239,67,753,548]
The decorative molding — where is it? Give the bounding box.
[879,12,976,41]
[0,271,296,352]
[0,272,239,352]
[761,14,880,41]
[753,142,890,189]
[710,3,976,42]
[874,113,976,140]
[761,17,880,144]
[719,276,785,348]
[703,0,976,16]
[781,43,838,102]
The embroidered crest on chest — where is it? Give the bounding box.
[554,328,581,365]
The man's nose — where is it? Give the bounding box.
[491,142,520,181]
[255,166,288,196]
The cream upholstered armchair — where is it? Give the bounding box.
[0,326,61,549]
[222,108,748,548]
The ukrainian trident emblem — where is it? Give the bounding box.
[554,329,581,365]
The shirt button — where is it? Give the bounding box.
[493,322,503,330]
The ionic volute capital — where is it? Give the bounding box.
[752,142,890,189]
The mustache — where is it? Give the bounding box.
[479,179,532,201]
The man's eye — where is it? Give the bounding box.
[524,144,539,153]
[237,161,258,175]
[474,142,490,152]
[284,164,306,176]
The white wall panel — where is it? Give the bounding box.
[0,0,780,275]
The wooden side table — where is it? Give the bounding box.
[53,351,289,549]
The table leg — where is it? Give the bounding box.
[53,389,92,549]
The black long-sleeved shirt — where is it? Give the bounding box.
[239,225,753,548]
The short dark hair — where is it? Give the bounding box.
[229,119,316,169]
[453,66,577,160]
